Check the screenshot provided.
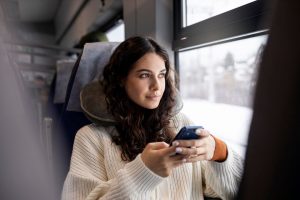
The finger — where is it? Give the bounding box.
[175,146,206,156]
[168,154,186,161]
[148,142,169,150]
[196,129,210,138]
[157,145,178,156]
[195,128,203,134]
[175,139,204,148]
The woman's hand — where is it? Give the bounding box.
[141,142,186,177]
[172,129,216,162]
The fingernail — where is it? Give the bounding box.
[196,129,202,134]
[182,158,186,163]
[172,141,179,146]
[175,147,182,153]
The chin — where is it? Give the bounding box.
[135,99,161,109]
[148,105,159,109]
[143,103,160,109]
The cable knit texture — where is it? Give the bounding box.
[62,113,243,200]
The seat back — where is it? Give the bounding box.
[57,42,119,189]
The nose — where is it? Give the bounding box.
[150,76,160,91]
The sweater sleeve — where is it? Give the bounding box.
[202,146,244,200]
[61,125,164,200]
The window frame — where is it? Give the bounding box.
[173,0,270,52]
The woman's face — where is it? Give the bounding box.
[124,52,166,109]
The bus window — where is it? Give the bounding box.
[105,20,125,42]
[182,0,256,27]
[178,35,267,157]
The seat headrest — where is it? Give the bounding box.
[80,81,116,126]
[67,42,120,112]
[80,81,184,126]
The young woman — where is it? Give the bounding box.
[62,36,243,200]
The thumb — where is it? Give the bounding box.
[150,142,169,150]
[159,144,177,156]
[196,128,210,137]
[149,142,176,156]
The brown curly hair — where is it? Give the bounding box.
[101,36,177,161]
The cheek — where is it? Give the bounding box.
[125,82,145,99]
[131,86,143,96]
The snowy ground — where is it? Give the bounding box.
[181,99,253,158]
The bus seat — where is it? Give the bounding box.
[66,42,119,112]
[54,59,76,104]
[56,42,119,188]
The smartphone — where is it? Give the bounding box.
[171,125,204,145]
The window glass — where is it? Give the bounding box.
[183,0,256,27]
[106,20,125,42]
[179,35,267,156]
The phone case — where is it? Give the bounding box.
[172,125,204,142]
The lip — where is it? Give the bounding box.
[146,94,161,99]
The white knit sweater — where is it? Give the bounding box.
[62,113,243,200]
